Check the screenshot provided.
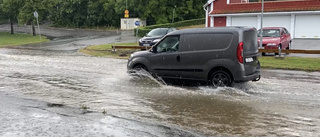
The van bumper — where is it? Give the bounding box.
[234,71,261,83]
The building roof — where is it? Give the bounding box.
[209,0,320,14]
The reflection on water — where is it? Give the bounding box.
[126,71,320,136]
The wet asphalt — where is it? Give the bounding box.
[1,25,320,136]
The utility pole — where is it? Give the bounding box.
[34,11,41,40]
[172,5,176,23]
[126,0,128,31]
[259,0,264,48]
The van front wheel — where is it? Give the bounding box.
[133,64,148,71]
[210,71,232,87]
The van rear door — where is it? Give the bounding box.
[242,29,260,76]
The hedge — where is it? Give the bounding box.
[134,18,205,37]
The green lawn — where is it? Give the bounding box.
[0,32,49,47]
[80,42,138,58]
[85,42,138,50]
[259,56,320,71]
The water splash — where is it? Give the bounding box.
[128,69,167,87]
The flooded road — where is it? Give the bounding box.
[1,47,320,136]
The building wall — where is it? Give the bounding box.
[207,16,211,27]
[212,0,320,14]
[206,0,320,38]
[120,18,146,30]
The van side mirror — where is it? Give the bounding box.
[151,46,157,53]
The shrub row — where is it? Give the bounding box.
[134,18,205,37]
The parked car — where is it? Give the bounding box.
[139,28,177,47]
[258,27,292,56]
[128,27,261,87]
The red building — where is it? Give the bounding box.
[204,0,320,38]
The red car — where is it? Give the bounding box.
[257,27,292,56]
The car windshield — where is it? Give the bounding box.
[257,29,280,37]
[146,29,168,37]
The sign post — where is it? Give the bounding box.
[259,0,264,50]
[124,10,129,30]
[135,21,140,43]
[33,11,41,40]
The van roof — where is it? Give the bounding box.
[168,26,256,35]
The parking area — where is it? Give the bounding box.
[291,39,320,50]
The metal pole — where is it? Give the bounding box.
[278,45,282,57]
[136,26,139,43]
[172,5,176,23]
[126,0,128,31]
[172,9,174,23]
[36,17,41,40]
[259,0,264,49]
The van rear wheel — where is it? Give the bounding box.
[210,71,232,87]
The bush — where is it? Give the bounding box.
[134,18,205,37]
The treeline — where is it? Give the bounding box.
[0,0,207,28]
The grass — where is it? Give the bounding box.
[80,42,139,58]
[0,32,49,47]
[259,56,320,71]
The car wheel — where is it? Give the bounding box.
[286,42,291,50]
[210,70,232,87]
[262,52,266,56]
[133,64,148,71]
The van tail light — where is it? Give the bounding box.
[237,42,244,64]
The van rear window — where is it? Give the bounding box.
[183,33,233,51]
[243,30,258,52]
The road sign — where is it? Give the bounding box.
[135,21,140,26]
[33,11,38,18]
[124,10,129,18]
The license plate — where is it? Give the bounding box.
[143,44,150,46]
[259,47,265,49]
[245,57,254,63]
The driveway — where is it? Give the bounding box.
[289,39,320,57]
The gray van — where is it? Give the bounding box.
[127,27,261,87]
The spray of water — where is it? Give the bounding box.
[128,69,167,87]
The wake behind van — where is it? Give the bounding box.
[127,27,261,87]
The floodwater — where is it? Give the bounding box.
[1,47,320,137]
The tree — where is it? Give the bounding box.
[0,0,4,22]
[2,0,208,29]
[1,0,25,34]
[18,0,47,25]
[128,0,207,25]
